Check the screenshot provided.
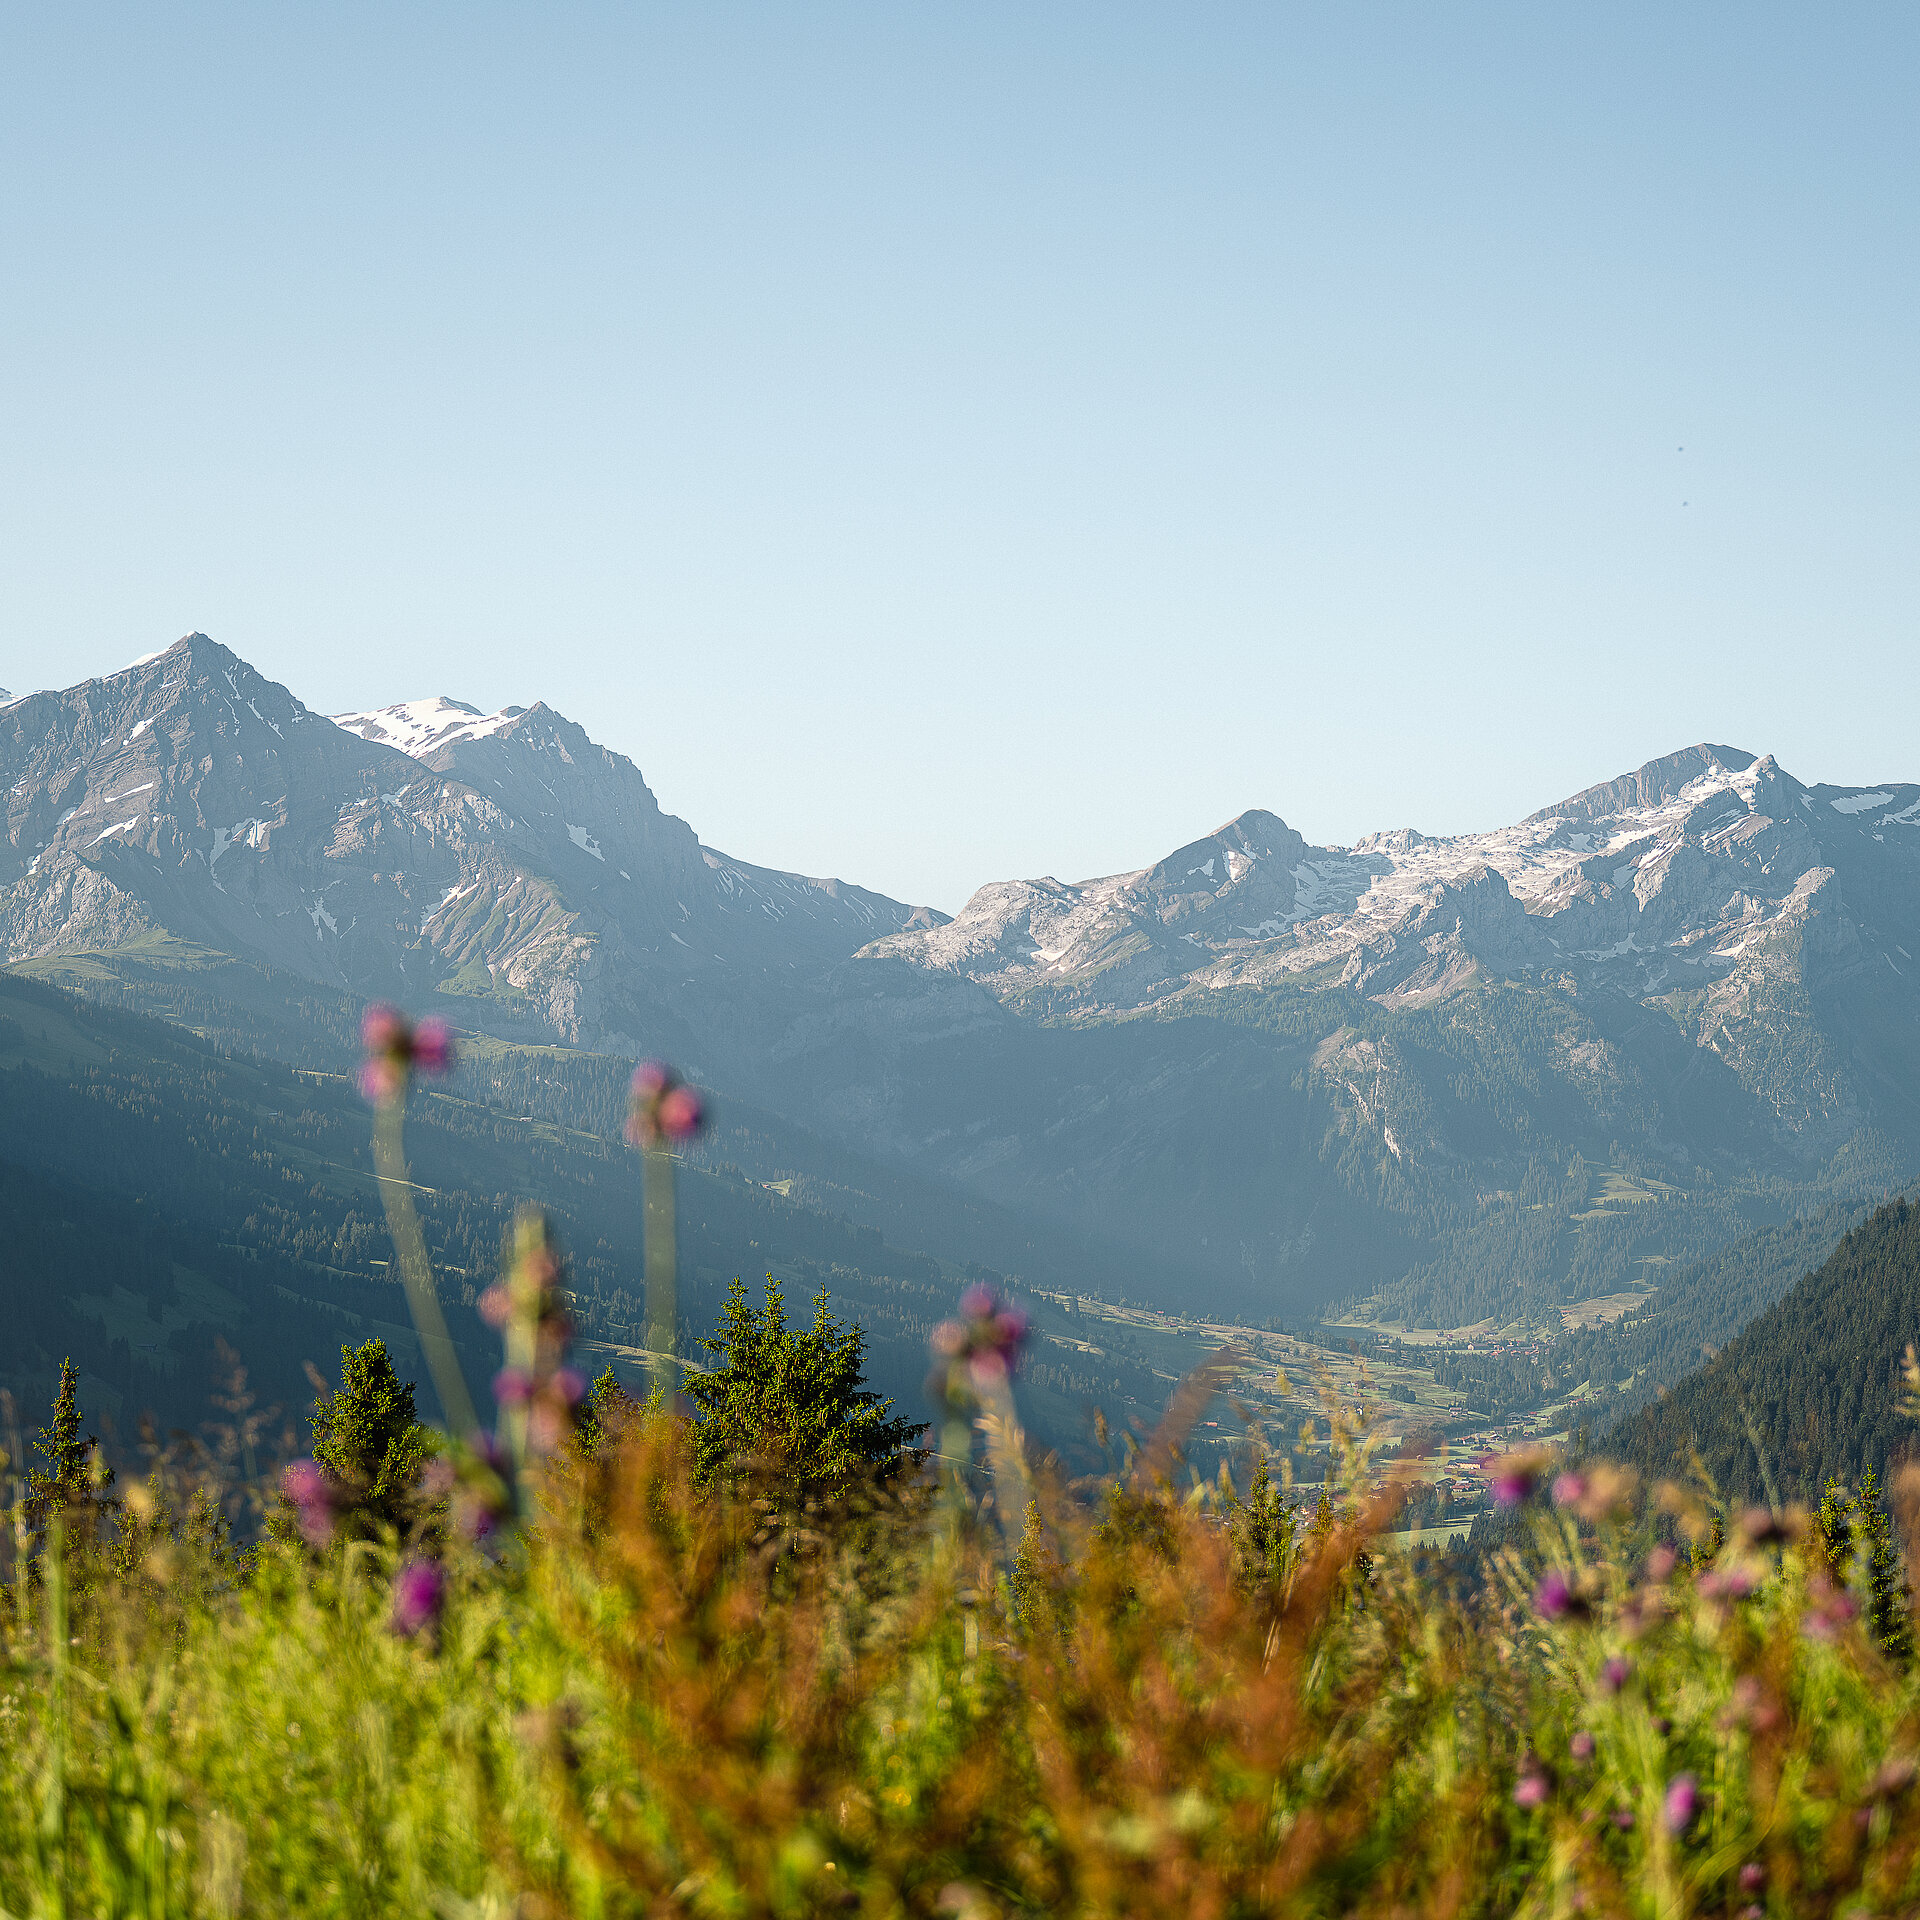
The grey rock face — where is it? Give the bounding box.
[3,637,940,1082]
[860,744,1920,1156]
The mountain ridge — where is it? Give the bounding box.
[2,634,945,1077]
[7,633,1920,1331]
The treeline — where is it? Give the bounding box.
[1608,1197,1920,1502]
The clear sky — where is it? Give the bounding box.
[3,7,1914,911]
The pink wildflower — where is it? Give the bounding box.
[1534,1570,1590,1620]
[281,1457,338,1546]
[1664,1773,1700,1834]
[359,1003,456,1104]
[1483,1451,1542,1507]
[389,1559,445,1637]
[626,1061,706,1146]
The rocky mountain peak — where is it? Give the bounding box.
[4,637,937,1073]
[1531,743,1757,826]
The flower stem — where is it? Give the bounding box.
[373,1095,478,1439]
[643,1141,677,1405]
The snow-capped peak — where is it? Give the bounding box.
[332,696,526,759]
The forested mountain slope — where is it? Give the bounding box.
[1606,1197,1920,1502]
[0,971,1163,1464]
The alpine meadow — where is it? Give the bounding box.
[6,9,1920,1915]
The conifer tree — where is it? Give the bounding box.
[575,1365,638,1457]
[1857,1466,1913,1665]
[1309,1484,1335,1548]
[1693,1506,1727,1572]
[24,1357,113,1547]
[1226,1449,1297,1594]
[686,1275,921,1494]
[1815,1476,1855,1587]
[1011,1498,1070,1635]
[306,1338,433,1535]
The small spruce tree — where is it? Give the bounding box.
[305,1339,434,1535]
[1226,1449,1297,1594]
[575,1364,638,1457]
[1010,1498,1070,1636]
[686,1275,921,1495]
[24,1357,114,1548]
[1857,1466,1914,1666]
[1815,1476,1856,1587]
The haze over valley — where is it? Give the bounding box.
[6,632,1917,1453]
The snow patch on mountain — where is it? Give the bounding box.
[333,697,526,756]
[868,748,1920,1023]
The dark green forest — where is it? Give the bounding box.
[1608,1196,1920,1502]
[0,969,1175,1463]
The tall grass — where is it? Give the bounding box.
[1,1027,1916,1916]
[5,1381,1919,1915]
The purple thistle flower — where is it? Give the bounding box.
[282,1458,328,1506]
[359,1003,455,1105]
[1513,1770,1550,1809]
[1552,1472,1587,1508]
[389,1559,445,1637]
[1698,1564,1758,1601]
[360,1004,406,1057]
[932,1285,1031,1400]
[410,1017,454,1073]
[1739,1863,1765,1894]
[969,1349,1011,1391]
[492,1367,533,1406]
[1611,1808,1635,1831]
[1534,1570,1591,1621]
[282,1458,337,1545]
[626,1061,705,1146]
[1802,1585,1858,1641]
[1601,1655,1631,1693]
[1483,1451,1540,1507]
[1664,1772,1700,1834]
[1570,1731,1595,1762]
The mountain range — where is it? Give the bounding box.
[7,634,1920,1332]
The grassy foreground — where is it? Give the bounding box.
[3,1021,1919,1917]
[3,1389,1920,1919]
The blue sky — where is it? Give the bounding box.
[4,6,1913,910]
